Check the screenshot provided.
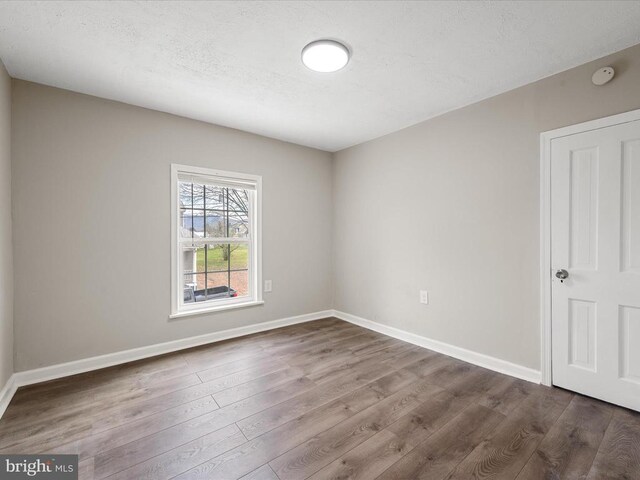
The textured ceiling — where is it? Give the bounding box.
[1,1,640,151]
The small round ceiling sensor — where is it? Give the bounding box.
[592,67,615,86]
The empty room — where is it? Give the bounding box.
[1,1,640,479]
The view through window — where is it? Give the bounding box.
[178,178,253,306]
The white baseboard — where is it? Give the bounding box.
[1,308,541,420]
[0,309,333,419]
[333,310,541,384]
[0,374,18,419]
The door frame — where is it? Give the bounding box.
[539,108,640,386]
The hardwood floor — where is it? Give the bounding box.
[1,317,639,479]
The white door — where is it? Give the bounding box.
[551,119,640,411]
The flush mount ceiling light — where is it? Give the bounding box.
[301,39,350,73]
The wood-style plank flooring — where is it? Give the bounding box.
[1,318,639,479]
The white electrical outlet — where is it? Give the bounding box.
[420,290,429,304]
[264,280,273,293]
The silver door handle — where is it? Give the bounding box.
[555,269,569,281]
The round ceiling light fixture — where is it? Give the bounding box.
[301,39,350,73]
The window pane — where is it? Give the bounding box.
[180,208,193,239]
[192,183,205,208]
[183,274,196,303]
[190,210,205,238]
[229,243,249,271]
[204,243,248,270]
[205,185,226,210]
[230,270,249,297]
[205,272,234,299]
[228,211,249,238]
[230,244,249,297]
[227,188,249,212]
[205,243,229,271]
[183,246,205,274]
[182,273,209,303]
[205,211,227,238]
[179,182,193,208]
[184,273,233,303]
[206,271,227,289]
[182,245,205,303]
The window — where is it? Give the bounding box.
[171,164,262,317]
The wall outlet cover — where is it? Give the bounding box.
[420,290,429,304]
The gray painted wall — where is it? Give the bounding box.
[9,42,640,375]
[0,60,13,387]
[333,43,640,370]
[11,81,333,371]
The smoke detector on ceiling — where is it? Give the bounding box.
[592,67,615,86]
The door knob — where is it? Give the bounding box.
[555,269,569,282]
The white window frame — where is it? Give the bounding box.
[170,164,263,318]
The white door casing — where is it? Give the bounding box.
[549,118,640,411]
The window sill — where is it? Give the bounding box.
[169,300,264,319]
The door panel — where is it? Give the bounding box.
[622,139,640,273]
[568,299,596,371]
[551,119,640,411]
[620,305,640,383]
[569,147,599,270]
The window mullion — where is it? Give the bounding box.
[179,238,248,245]
[204,185,208,301]
[226,188,231,295]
